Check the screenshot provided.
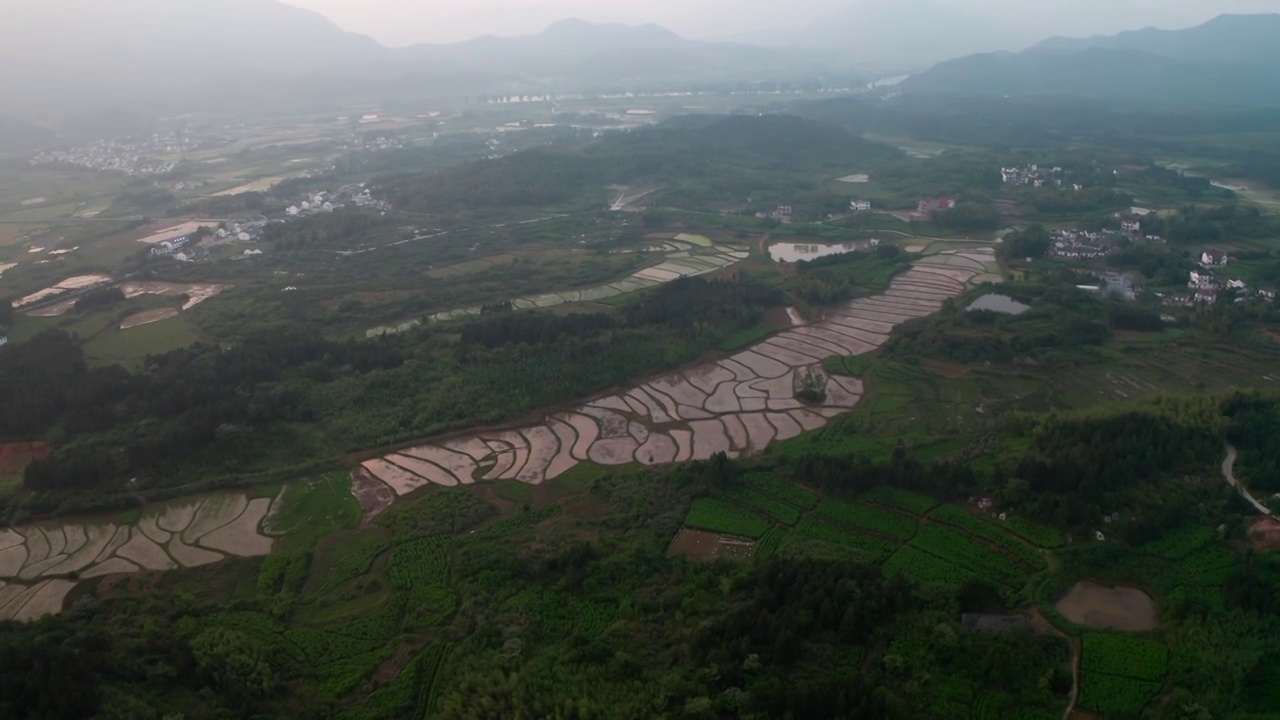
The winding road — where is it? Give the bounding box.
[1222,444,1272,515]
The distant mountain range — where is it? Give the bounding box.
[901,14,1280,108]
[0,1,830,133]
[732,0,1011,69]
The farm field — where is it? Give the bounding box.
[354,259,975,499]
[373,237,752,333]
[0,491,275,622]
[7,104,1280,720]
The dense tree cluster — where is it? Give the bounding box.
[931,199,1001,231]
[73,286,126,313]
[790,245,908,305]
[1024,187,1132,215]
[1149,204,1280,245]
[1000,224,1051,260]
[1224,392,1280,492]
[383,114,901,215]
[886,283,1110,364]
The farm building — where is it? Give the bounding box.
[961,614,1028,633]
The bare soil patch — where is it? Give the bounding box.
[0,442,51,476]
[669,528,757,561]
[1249,516,1280,550]
[134,221,218,245]
[351,468,396,527]
[1055,581,1157,631]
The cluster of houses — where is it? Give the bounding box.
[1178,261,1274,305]
[285,185,389,218]
[1048,228,1124,259]
[769,205,794,223]
[29,132,212,176]
[1076,271,1140,301]
[1001,164,1082,191]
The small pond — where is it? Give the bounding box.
[966,294,1031,316]
[769,242,867,264]
[1055,581,1158,631]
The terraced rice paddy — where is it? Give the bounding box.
[354,259,978,504]
[0,492,275,622]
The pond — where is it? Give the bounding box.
[769,241,868,264]
[967,294,1031,316]
[1055,581,1158,631]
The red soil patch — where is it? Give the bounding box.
[668,528,756,561]
[373,643,417,684]
[1249,516,1280,550]
[0,442,52,476]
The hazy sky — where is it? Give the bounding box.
[285,0,1280,46]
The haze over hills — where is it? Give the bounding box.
[902,14,1280,108]
[731,0,1011,68]
[0,0,830,132]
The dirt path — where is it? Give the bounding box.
[1223,444,1272,515]
[1029,608,1080,720]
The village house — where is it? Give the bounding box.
[1121,220,1141,234]
[1201,249,1229,267]
[151,235,193,256]
[850,199,872,212]
[0,336,8,349]
[1195,289,1218,305]
[1188,271,1217,290]
[771,205,793,223]
[1227,279,1248,290]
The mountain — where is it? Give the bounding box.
[0,0,390,125]
[901,14,1280,108]
[0,1,826,133]
[1029,13,1280,64]
[731,0,1011,70]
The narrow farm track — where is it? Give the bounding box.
[1030,608,1081,720]
[1223,444,1272,515]
[352,253,992,516]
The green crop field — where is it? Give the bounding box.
[1082,634,1168,681]
[861,486,940,515]
[684,498,773,539]
[928,504,1045,565]
[883,544,980,586]
[909,524,1030,588]
[726,488,802,525]
[816,498,918,540]
[1078,673,1163,716]
[388,537,450,589]
[740,472,820,510]
[791,517,899,560]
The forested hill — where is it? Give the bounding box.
[901,14,1280,108]
[382,114,902,214]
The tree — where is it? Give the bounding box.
[190,628,276,706]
